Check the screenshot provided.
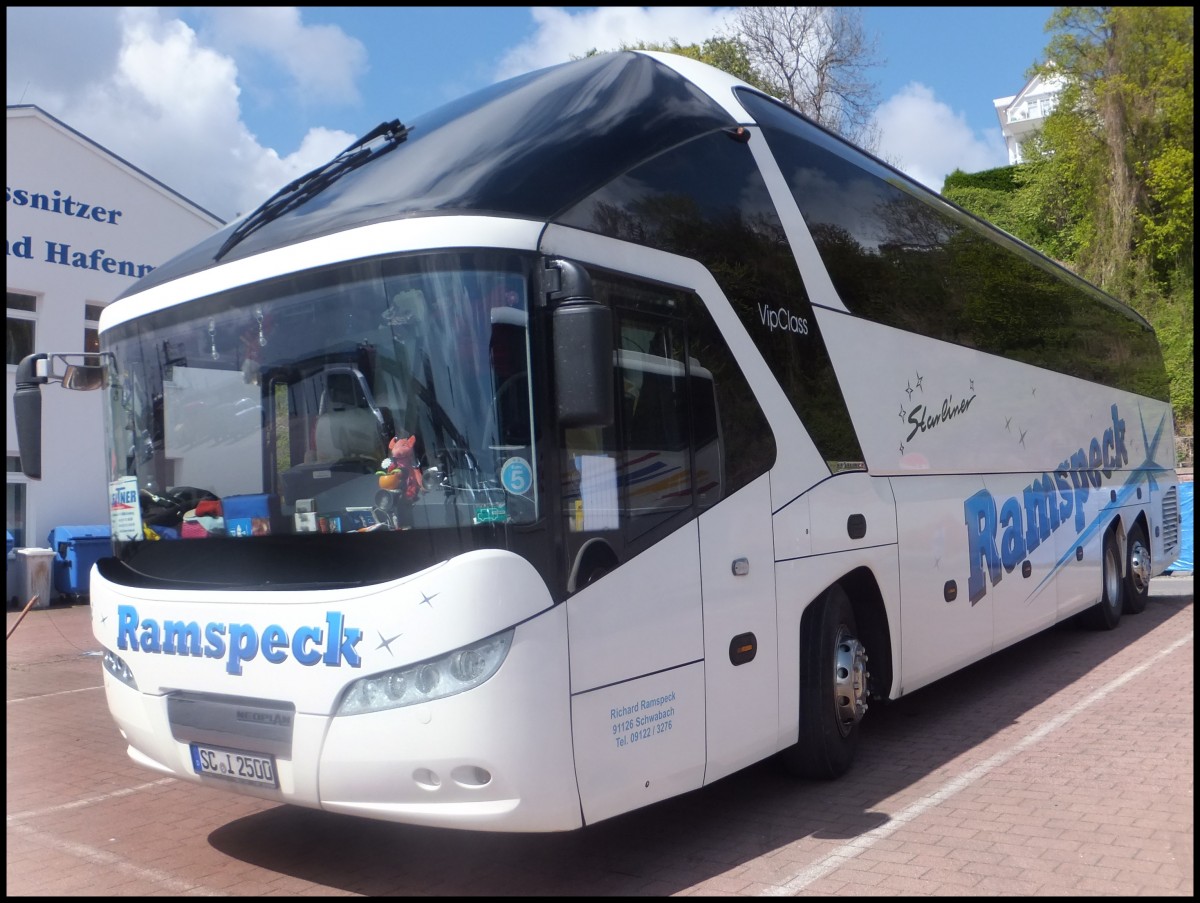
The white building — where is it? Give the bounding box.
[6,104,223,575]
[993,68,1065,165]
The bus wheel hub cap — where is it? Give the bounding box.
[833,628,868,736]
[1129,540,1151,594]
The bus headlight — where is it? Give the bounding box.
[337,628,514,715]
[102,648,138,690]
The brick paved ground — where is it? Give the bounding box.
[6,575,1192,896]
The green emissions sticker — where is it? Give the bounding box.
[473,506,508,524]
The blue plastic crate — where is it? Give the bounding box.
[223,493,274,537]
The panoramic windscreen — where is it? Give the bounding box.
[102,252,538,544]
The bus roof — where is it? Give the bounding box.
[118,51,739,300]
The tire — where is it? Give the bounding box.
[1122,523,1151,615]
[1082,530,1123,630]
[782,584,868,779]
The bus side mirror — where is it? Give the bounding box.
[13,352,110,480]
[13,353,49,480]
[548,260,613,428]
[61,361,107,391]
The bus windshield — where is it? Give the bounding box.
[102,251,538,546]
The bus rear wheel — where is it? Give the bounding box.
[1122,524,1151,615]
[782,584,868,780]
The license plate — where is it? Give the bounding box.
[189,743,278,788]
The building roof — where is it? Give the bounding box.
[7,103,225,227]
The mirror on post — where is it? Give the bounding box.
[13,353,48,480]
[13,352,111,479]
[548,259,613,429]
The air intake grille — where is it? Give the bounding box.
[1161,485,1179,551]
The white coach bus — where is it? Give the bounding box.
[14,51,1181,832]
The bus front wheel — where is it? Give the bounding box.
[783,584,868,780]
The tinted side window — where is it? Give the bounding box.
[560,272,773,571]
[737,89,1169,402]
[555,129,865,469]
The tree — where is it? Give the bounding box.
[586,36,781,99]
[1019,7,1193,434]
[731,7,881,150]
[583,8,883,149]
[1029,7,1193,291]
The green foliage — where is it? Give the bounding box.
[1157,302,1194,433]
[942,165,1067,255]
[1031,8,1193,279]
[942,185,1028,244]
[1142,145,1194,271]
[942,166,1022,194]
[1102,7,1193,281]
[1129,270,1195,434]
[953,7,1194,430]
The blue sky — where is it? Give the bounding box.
[7,7,1057,223]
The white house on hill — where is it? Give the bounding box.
[993,68,1065,165]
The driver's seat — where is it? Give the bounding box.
[314,372,385,463]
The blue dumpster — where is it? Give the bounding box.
[46,525,112,600]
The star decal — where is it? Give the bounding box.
[418,591,439,607]
[376,630,402,654]
[1019,428,1027,447]
[1005,416,1012,431]
[898,406,907,421]
[915,372,924,392]
[905,380,913,400]
[1136,406,1169,495]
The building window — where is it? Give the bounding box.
[7,291,37,367]
[6,456,26,548]
[85,302,104,363]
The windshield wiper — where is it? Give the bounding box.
[214,119,410,262]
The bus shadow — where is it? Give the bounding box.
[207,592,1191,895]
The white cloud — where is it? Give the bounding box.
[6,7,357,221]
[8,7,1011,228]
[496,6,739,79]
[6,7,123,107]
[194,7,367,105]
[873,83,1006,193]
